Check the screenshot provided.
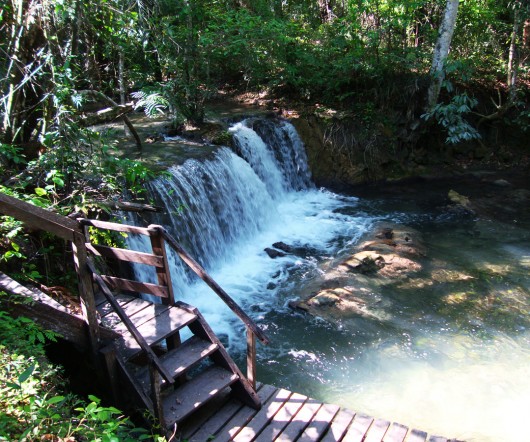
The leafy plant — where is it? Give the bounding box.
[421,93,482,144]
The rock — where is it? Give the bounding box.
[272,242,293,253]
[264,248,286,258]
[339,251,385,274]
[493,179,511,187]
[448,189,471,208]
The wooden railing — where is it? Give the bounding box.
[0,192,269,388]
[0,193,100,352]
[78,219,269,387]
[156,226,270,387]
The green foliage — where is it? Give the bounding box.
[0,305,159,441]
[421,93,482,144]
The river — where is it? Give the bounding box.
[129,117,530,441]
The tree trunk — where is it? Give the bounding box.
[507,6,521,104]
[426,0,459,110]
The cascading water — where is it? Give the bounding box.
[128,117,369,337]
[128,117,530,442]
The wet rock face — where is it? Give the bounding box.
[289,222,425,321]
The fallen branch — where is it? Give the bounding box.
[101,200,163,213]
[78,90,143,152]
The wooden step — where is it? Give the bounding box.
[116,305,197,359]
[163,366,239,427]
[135,336,219,390]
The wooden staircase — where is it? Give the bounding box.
[80,219,267,433]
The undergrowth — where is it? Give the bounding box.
[0,293,165,441]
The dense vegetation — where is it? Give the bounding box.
[0,0,528,439]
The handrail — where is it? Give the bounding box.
[154,225,270,345]
[86,258,175,385]
[0,192,80,241]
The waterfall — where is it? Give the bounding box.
[128,117,369,342]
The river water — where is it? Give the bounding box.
[130,118,530,441]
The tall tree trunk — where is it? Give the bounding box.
[507,6,521,104]
[426,0,459,110]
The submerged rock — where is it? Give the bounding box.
[265,247,286,258]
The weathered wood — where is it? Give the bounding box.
[100,275,169,298]
[78,218,152,235]
[247,327,257,389]
[73,231,101,353]
[189,384,273,442]
[78,104,134,126]
[163,366,238,427]
[0,192,78,240]
[179,302,261,408]
[100,200,163,213]
[231,388,291,442]
[383,422,408,442]
[276,397,322,442]
[253,392,307,442]
[321,409,356,442]
[343,413,374,442]
[159,227,269,345]
[298,403,341,442]
[87,258,174,384]
[148,225,175,305]
[136,336,218,389]
[407,428,428,442]
[0,271,118,347]
[86,243,164,267]
[149,362,165,428]
[97,294,137,317]
[364,418,391,442]
[100,345,119,404]
[116,304,196,359]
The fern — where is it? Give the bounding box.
[131,91,169,117]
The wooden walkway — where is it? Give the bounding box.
[180,383,460,442]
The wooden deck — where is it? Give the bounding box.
[180,383,460,442]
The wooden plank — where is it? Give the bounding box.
[86,243,164,267]
[253,392,307,442]
[320,409,356,442]
[406,429,428,442]
[163,366,238,426]
[100,297,157,330]
[136,336,218,387]
[186,398,244,442]
[89,258,174,384]
[78,218,151,235]
[148,226,175,305]
[298,403,341,442]
[1,271,118,347]
[383,423,408,442]
[364,418,391,442]
[216,386,289,442]
[117,305,196,358]
[343,413,374,442]
[97,294,136,317]
[0,192,78,241]
[276,398,322,442]
[247,328,257,389]
[101,275,169,298]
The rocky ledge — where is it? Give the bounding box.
[289,223,425,321]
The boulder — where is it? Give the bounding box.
[264,248,286,259]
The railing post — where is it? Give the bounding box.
[246,328,257,389]
[72,231,100,354]
[149,360,165,429]
[148,225,175,305]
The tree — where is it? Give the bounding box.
[426,0,460,110]
[427,0,460,110]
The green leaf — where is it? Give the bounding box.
[46,395,66,405]
[18,364,35,383]
[34,187,47,196]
